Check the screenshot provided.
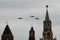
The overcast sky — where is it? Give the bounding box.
[0,0,60,40]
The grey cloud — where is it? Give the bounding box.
[0,0,41,8]
[0,0,60,40]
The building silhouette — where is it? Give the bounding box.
[40,5,56,40]
[1,24,14,40]
[1,5,56,40]
[29,26,35,40]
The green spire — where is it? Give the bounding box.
[45,5,50,21]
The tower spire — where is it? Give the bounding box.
[2,24,12,35]
[40,5,56,40]
[2,24,14,40]
[45,5,50,21]
[29,26,35,40]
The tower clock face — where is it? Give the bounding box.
[47,32,51,36]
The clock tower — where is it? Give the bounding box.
[43,5,53,40]
[40,5,56,40]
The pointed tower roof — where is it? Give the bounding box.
[2,24,12,35]
[30,26,34,32]
[31,27,34,30]
[45,5,50,21]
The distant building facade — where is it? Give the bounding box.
[40,5,56,40]
[1,24,14,40]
